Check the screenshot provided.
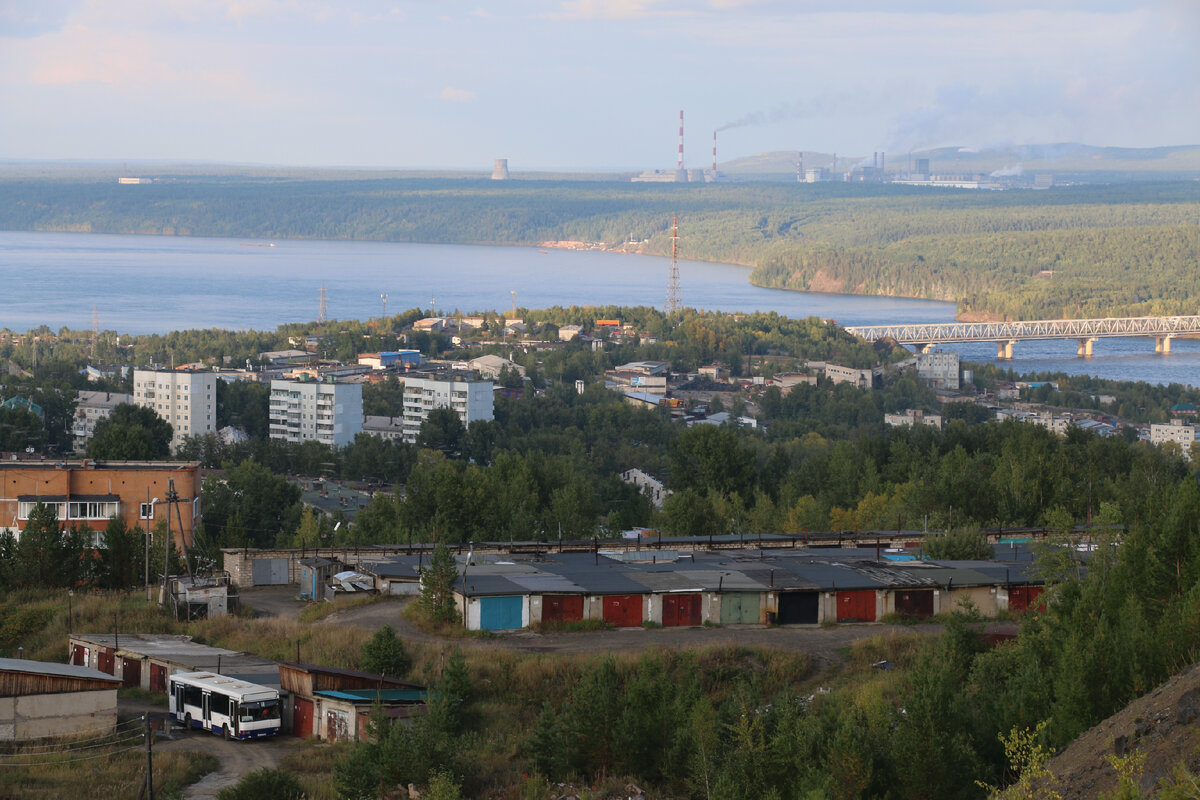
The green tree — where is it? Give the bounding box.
[97,516,143,590]
[360,624,411,678]
[419,542,460,624]
[14,502,87,588]
[87,403,174,459]
[417,408,466,457]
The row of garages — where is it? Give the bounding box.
[353,549,1049,632]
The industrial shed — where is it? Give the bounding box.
[299,556,343,600]
[0,658,120,740]
[278,661,426,742]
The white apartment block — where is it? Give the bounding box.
[402,376,494,443]
[1150,420,1196,460]
[916,352,961,390]
[884,409,943,429]
[269,380,363,447]
[72,390,134,452]
[132,369,217,451]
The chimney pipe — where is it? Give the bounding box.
[678,110,684,171]
[712,130,717,175]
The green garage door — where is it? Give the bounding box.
[480,595,523,630]
[720,592,761,624]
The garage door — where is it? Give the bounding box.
[837,590,877,622]
[150,663,167,693]
[895,590,934,619]
[294,698,314,738]
[602,595,643,628]
[252,558,290,586]
[479,595,524,630]
[662,594,701,627]
[720,592,761,625]
[542,595,584,623]
[1009,586,1045,613]
[121,658,141,688]
[776,591,819,625]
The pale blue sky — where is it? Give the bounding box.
[0,1,1196,170]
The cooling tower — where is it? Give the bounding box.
[491,159,510,180]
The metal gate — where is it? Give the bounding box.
[602,594,643,627]
[251,558,290,586]
[542,595,584,623]
[294,698,314,738]
[720,592,761,625]
[121,657,141,688]
[97,648,115,675]
[895,590,934,619]
[479,595,524,630]
[662,594,701,626]
[326,709,350,743]
[1009,586,1045,612]
[776,591,819,625]
[837,590,877,622]
[150,663,167,693]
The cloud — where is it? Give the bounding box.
[548,0,700,20]
[440,86,476,102]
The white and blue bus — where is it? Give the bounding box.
[168,672,281,740]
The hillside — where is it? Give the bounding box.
[1040,662,1200,798]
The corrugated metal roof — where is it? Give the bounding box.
[315,689,427,703]
[456,574,528,596]
[507,574,584,593]
[0,657,120,683]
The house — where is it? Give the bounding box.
[914,351,961,390]
[0,657,120,740]
[467,354,526,380]
[362,416,405,442]
[884,409,943,429]
[0,396,43,421]
[0,460,201,548]
[357,351,422,371]
[558,324,583,342]
[412,318,446,332]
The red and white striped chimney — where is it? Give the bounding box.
[678,110,684,170]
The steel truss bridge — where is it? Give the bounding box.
[845,315,1200,359]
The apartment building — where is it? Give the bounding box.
[0,460,200,547]
[268,379,363,447]
[132,369,217,452]
[72,390,134,452]
[1150,419,1196,460]
[401,376,494,443]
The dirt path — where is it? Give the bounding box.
[119,697,301,799]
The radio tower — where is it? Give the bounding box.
[317,284,328,338]
[664,216,681,314]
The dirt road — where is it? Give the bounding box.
[119,697,301,799]
[239,586,949,674]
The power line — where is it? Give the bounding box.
[0,732,143,756]
[0,742,143,767]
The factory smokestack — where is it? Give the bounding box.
[797,151,803,182]
[678,110,684,171]
[712,130,717,175]
[881,151,885,175]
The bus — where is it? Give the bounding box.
[168,672,281,740]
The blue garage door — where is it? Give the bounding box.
[480,595,524,630]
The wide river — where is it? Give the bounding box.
[3,230,1199,386]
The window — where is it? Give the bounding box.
[141,503,154,520]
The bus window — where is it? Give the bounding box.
[239,699,281,723]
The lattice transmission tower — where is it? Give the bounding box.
[664,216,682,314]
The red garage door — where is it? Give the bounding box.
[121,658,141,688]
[542,596,584,623]
[662,594,701,627]
[97,648,115,675]
[1009,586,1045,613]
[837,590,877,623]
[602,595,643,628]
[71,645,87,666]
[293,698,314,738]
[150,663,168,693]
[894,590,934,619]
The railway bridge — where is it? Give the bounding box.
[845,315,1200,359]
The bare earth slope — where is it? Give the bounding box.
[1042,662,1200,798]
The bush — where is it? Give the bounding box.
[216,767,304,800]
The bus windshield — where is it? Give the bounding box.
[239,699,280,723]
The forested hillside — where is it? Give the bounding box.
[2,177,1197,320]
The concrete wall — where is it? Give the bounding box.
[0,689,117,740]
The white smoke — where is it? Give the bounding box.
[989,164,1024,177]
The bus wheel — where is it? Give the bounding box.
[183,713,192,731]
[223,723,232,740]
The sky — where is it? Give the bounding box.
[0,0,1196,170]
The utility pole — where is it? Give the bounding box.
[143,713,155,800]
[380,293,388,320]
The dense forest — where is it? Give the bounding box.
[1,176,1197,320]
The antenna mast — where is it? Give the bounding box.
[664,216,681,314]
[317,284,328,339]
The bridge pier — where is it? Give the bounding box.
[1077,337,1096,357]
[996,340,1015,360]
[1156,336,1173,354]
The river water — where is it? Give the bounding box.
[2,230,1197,386]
